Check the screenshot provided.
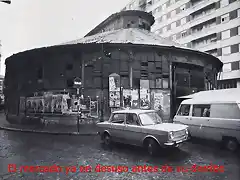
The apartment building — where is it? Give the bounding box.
[122,0,240,89]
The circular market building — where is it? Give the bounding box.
[4,10,222,124]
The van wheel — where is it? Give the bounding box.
[223,138,239,152]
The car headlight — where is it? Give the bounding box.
[168,131,174,140]
[185,128,189,135]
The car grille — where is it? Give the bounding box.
[173,130,185,138]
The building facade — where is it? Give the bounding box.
[4,10,222,124]
[123,0,240,88]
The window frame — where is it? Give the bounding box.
[110,113,126,124]
[176,104,191,116]
[192,104,211,117]
[221,29,230,40]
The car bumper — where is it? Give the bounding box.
[163,136,190,147]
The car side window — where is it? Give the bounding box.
[126,113,140,126]
[177,104,191,116]
[192,104,210,117]
[110,113,125,124]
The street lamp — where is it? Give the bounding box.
[0,0,11,4]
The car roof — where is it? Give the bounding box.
[112,109,156,115]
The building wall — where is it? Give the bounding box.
[122,0,240,88]
[4,44,220,120]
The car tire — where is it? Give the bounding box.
[103,133,111,146]
[224,138,239,152]
[146,139,159,156]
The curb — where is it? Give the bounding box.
[0,126,98,136]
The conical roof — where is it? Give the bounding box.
[61,28,188,49]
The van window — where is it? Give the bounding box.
[210,103,240,119]
[177,104,191,116]
[192,104,210,117]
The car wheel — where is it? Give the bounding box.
[224,138,239,152]
[146,139,159,156]
[103,133,111,146]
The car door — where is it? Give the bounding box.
[123,113,143,146]
[109,113,126,142]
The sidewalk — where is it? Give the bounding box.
[0,113,99,135]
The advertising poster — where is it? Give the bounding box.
[122,89,131,108]
[109,74,121,108]
[109,91,120,107]
[151,90,170,121]
[44,94,52,113]
[131,89,139,109]
[140,88,150,109]
[51,95,62,113]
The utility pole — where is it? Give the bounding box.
[73,77,82,133]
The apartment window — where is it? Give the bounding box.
[181,31,187,37]
[171,22,177,29]
[172,34,176,41]
[222,46,231,55]
[221,30,230,39]
[238,26,240,35]
[163,26,167,33]
[231,61,240,70]
[180,5,186,12]
[181,17,187,25]
[221,14,230,23]
[162,15,167,21]
[220,0,229,7]
[162,3,166,10]
[238,9,240,17]
[171,10,176,17]
[223,63,231,72]
[170,0,175,4]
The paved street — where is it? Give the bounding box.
[0,130,239,180]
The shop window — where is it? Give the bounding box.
[177,104,190,116]
[192,104,210,117]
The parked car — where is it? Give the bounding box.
[173,98,240,152]
[97,109,189,155]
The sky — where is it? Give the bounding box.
[0,0,131,75]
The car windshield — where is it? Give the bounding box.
[139,112,162,126]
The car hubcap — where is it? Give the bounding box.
[148,144,153,155]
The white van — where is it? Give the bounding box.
[173,97,240,151]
